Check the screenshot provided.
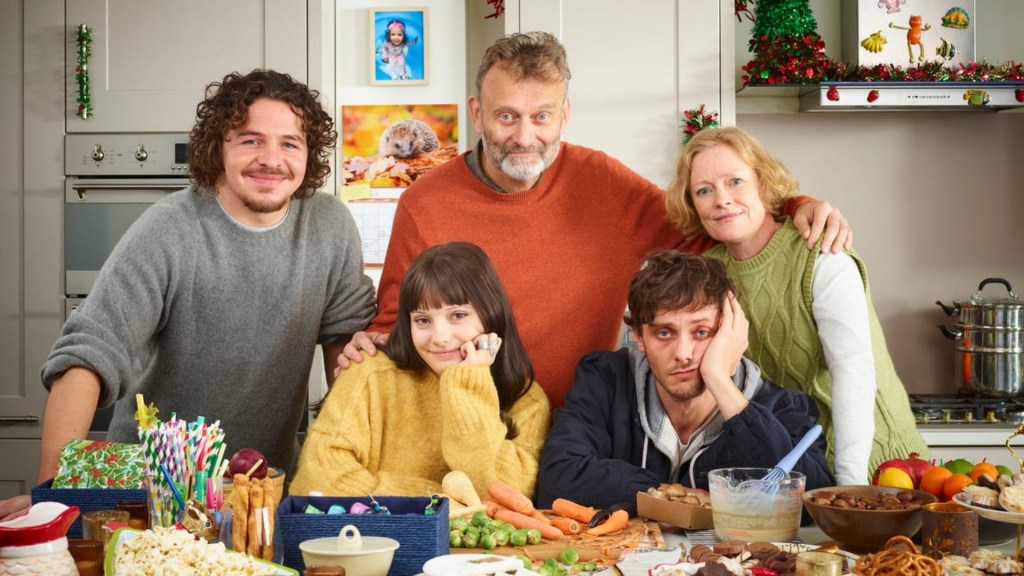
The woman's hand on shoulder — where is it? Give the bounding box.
[461,333,502,368]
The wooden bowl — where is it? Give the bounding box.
[222,466,285,503]
[803,485,937,552]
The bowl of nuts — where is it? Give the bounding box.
[803,485,937,552]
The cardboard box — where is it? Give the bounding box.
[277,495,448,576]
[841,0,975,67]
[636,491,713,530]
[31,479,147,538]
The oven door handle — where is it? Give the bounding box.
[66,182,186,202]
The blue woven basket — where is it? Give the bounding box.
[31,479,147,538]
[278,495,449,576]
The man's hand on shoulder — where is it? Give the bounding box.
[793,200,852,254]
[335,331,389,378]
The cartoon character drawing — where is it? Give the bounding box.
[936,38,957,61]
[878,0,907,14]
[964,89,990,107]
[889,15,932,63]
[378,20,419,81]
[861,30,887,53]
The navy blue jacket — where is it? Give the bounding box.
[535,348,834,509]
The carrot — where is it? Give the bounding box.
[482,499,508,518]
[494,509,564,541]
[585,509,630,536]
[529,510,552,525]
[549,516,581,534]
[486,479,535,515]
[551,497,596,524]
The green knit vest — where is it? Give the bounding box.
[706,220,928,474]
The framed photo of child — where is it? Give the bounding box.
[370,7,429,85]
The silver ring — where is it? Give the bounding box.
[478,340,490,351]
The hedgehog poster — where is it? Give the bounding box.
[340,103,459,188]
[841,0,974,67]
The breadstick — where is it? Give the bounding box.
[231,474,250,552]
[247,483,264,558]
[261,476,276,560]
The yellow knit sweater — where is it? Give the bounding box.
[289,353,550,499]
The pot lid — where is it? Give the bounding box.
[957,278,1020,307]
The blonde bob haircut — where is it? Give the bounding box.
[665,126,799,238]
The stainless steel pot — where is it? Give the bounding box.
[937,278,1024,397]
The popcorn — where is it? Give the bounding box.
[113,527,277,575]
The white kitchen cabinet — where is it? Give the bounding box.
[506,0,735,188]
[65,0,307,133]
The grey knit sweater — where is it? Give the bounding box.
[42,187,377,475]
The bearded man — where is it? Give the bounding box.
[339,32,851,408]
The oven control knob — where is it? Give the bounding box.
[964,411,974,423]
[986,411,998,423]
[135,145,148,161]
[91,144,104,162]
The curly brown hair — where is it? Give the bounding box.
[188,69,337,197]
[475,31,571,96]
[625,251,736,329]
[665,126,798,238]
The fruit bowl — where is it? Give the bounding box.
[803,485,937,552]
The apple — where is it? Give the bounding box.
[228,448,268,479]
[903,453,933,488]
[872,458,913,486]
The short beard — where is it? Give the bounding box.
[241,195,291,214]
[480,128,560,185]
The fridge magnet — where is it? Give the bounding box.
[370,7,429,85]
[340,103,458,188]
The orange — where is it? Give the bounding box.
[920,466,953,498]
[942,473,974,501]
[970,461,999,483]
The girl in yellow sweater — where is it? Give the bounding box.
[290,242,550,499]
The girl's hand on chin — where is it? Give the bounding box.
[460,332,502,367]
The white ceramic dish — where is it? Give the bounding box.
[422,553,525,575]
[105,527,297,575]
[648,543,858,576]
[299,524,399,576]
[953,492,1024,524]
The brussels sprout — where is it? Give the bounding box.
[471,511,489,527]
[579,561,598,572]
[514,555,532,570]
[462,531,479,548]
[559,547,579,566]
[449,531,463,548]
[510,529,528,547]
[526,528,542,545]
[537,565,556,576]
[450,517,469,532]
[492,529,510,546]
[480,534,497,550]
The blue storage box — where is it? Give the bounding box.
[277,495,448,576]
[31,479,147,538]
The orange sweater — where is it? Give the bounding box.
[369,143,809,407]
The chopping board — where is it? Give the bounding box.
[452,512,665,563]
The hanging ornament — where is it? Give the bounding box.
[735,0,755,22]
[484,0,504,19]
[681,105,720,144]
[75,24,93,119]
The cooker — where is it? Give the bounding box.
[937,278,1023,397]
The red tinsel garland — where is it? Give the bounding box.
[743,34,1024,86]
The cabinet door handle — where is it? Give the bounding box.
[0,416,40,424]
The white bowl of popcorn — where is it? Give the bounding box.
[299,525,399,576]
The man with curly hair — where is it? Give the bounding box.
[32,70,376,494]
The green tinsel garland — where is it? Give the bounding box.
[76,24,92,119]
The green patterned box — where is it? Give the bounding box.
[51,439,146,489]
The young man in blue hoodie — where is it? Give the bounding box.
[536,251,833,509]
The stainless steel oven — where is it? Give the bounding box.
[64,133,190,432]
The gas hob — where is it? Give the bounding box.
[908,394,1024,426]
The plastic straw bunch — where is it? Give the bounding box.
[135,395,228,527]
